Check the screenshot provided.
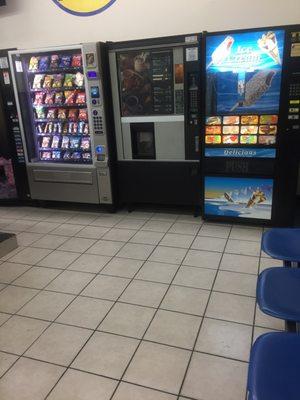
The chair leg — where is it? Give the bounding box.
[285,320,296,332]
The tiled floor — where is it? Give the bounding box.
[0,206,284,400]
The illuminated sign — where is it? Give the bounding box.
[205,147,276,158]
[52,0,117,16]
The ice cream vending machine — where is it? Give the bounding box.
[202,25,300,225]
[9,43,116,205]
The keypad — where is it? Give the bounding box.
[93,115,103,134]
[289,83,300,97]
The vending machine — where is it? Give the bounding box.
[0,49,29,203]
[9,43,115,205]
[202,25,300,225]
[108,34,202,206]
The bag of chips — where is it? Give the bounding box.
[76,92,86,104]
[63,123,68,134]
[84,123,89,134]
[32,74,45,89]
[44,92,55,105]
[52,74,63,88]
[63,150,71,159]
[50,55,59,69]
[36,123,44,133]
[63,74,74,87]
[68,109,78,121]
[41,136,50,148]
[59,55,72,68]
[29,56,39,71]
[78,121,85,134]
[78,109,88,121]
[43,75,53,88]
[58,109,67,120]
[71,54,82,68]
[47,108,57,119]
[64,90,76,105]
[74,72,84,87]
[54,92,63,104]
[34,92,45,105]
[35,107,46,119]
[39,56,49,71]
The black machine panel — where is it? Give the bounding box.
[0,49,29,202]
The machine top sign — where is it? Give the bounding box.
[52,0,117,16]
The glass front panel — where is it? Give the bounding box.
[204,176,274,220]
[117,50,175,116]
[12,49,92,164]
[205,30,285,156]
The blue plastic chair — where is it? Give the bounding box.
[247,332,300,400]
[257,267,300,332]
[262,228,300,267]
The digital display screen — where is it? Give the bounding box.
[204,176,274,220]
[87,71,98,79]
[91,86,100,98]
[205,30,285,152]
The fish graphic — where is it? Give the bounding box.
[207,36,234,69]
[230,70,276,111]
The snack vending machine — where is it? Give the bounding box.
[0,49,29,202]
[109,34,202,207]
[9,44,115,205]
[202,25,300,225]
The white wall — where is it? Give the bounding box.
[0,0,299,49]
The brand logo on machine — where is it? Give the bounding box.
[205,148,276,158]
[52,0,117,16]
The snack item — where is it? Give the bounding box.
[259,135,276,145]
[76,92,86,104]
[70,136,80,149]
[68,109,78,121]
[35,107,46,119]
[74,72,84,87]
[51,136,60,148]
[44,122,54,134]
[39,56,49,71]
[29,56,39,71]
[83,123,89,134]
[58,109,67,120]
[79,109,88,121]
[64,90,76,105]
[71,54,82,68]
[241,115,259,125]
[82,152,92,160]
[223,116,240,125]
[34,92,45,105]
[78,121,85,134]
[205,135,221,144]
[52,151,61,159]
[68,122,74,134]
[206,116,222,125]
[54,91,63,104]
[52,74,64,88]
[222,125,239,134]
[41,151,51,160]
[59,55,72,68]
[32,74,45,89]
[73,123,78,134]
[222,135,239,144]
[240,125,258,135]
[47,108,57,119]
[54,122,63,134]
[50,55,59,70]
[260,115,278,125]
[43,75,53,88]
[72,152,81,160]
[41,136,51,148]
[36,123,44,133]
[63,123,68,134]
[206,126,221,135]
[63,74,74,88]
[61,136,70,149]
[63,151,71,160]
[259,125,277,135]
[80,137,90,150]
[44,92,55,105]
[240,135,258,144]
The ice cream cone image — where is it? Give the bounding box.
[258,31,281,65]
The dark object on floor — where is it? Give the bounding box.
[0,232,17,258]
